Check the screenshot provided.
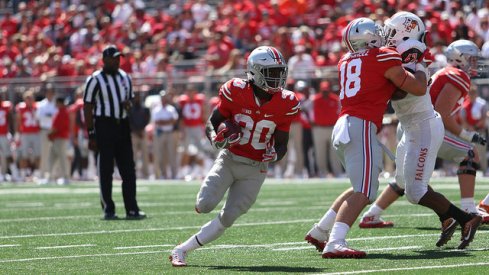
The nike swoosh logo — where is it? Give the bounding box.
[264,114,273,117]
[464,227,472,241]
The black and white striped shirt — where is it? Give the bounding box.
[83,69,134,119]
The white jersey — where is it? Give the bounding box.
[391,93,435,126]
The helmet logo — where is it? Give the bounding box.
[403,18,419,32]
[267,48,284,64]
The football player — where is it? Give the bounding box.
[305,17,428,258]
[169,46,300,267]
[360,38,488,233]
[0,93,13,181]
[365,12,481,250]
[15,90,41,181]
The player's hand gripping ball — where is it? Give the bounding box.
[213,120,242,149]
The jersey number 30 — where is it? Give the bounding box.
[339,58,362,99]
[234,115,275,150]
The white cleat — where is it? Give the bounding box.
[169,247,187,267]
[322,241,366,258]
[304,223,329,252]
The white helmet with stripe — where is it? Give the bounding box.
[342,17,383,53]
[384,11,426,48]
[445,39,480,76]
[247,46,288,94]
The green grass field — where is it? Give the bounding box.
[1,178,489,274]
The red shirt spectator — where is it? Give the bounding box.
[310,81,340,126]
[0,12,18,38]
[49,100,70,140]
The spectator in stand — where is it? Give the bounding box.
[0,93,12,182]
[459,86,488,174]
[309,80,342,177]
[151,90,179,179]
[46,97,70,185]
[287,44,316,81]
[15,90,41,181]
[204,29,234,71]
[36,83,57,180]
[128,92,151,179]
[178,84,207,179]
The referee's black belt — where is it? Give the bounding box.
[95,116,128,124]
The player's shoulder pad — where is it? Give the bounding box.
[219,78,248,102]
[280,89,301,116]
[376,47,402,62]
[445,67,470,93]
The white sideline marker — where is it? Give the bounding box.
[35,244,96,250]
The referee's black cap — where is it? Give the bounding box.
[103,45,124,58]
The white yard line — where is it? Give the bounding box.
[272,245,421,252]
[0,244,19,248]
[316,262,489,275]
[0,250,162,263]
[4,216,488,240]
[35,244,96,250]
[113,244,174,250]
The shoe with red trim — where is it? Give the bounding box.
[359,215,394,228]
[322,241,366,259]
[305,223,329,252]
[477,202,489,224]
[169,247,187,267]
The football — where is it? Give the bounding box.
[218,119,242,139]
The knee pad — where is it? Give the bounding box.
[389,182,405,196]
[195,199,218,214]
[405,185,427,204]
[457,150,480,176]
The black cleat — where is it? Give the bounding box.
[103,213,119,220]
[126,210,147,220]
[436,218,458,247]
[458,214,482,249]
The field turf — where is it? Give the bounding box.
[1,177,489,274]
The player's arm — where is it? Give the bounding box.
[434,83,464,135]
[384,65,427,96]
[273,130,289,162]
[205,108,227,144]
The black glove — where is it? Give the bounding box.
[472,132,487,146]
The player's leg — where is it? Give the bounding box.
[438,133,481,214]
[360,130,408,228]
[305,187,353,251]
[323,118,382,258]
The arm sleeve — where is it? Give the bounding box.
[83,76,99,104]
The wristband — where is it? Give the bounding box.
[459,129,475,142]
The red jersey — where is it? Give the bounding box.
[68,98,85,136]
[51,106,70,139]
[218,78,300,161]
[16,102,40,134]
[310,92,340,126]
[0,101,12,135]
[179,93,206,126]
[337,47,402,130]
[429,66,471,116]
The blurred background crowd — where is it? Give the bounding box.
[1,0,489,183]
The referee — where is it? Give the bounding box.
[83,45,146,220]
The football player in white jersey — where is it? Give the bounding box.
[306,12,482,253]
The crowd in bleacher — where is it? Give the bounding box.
[1,0,489,183]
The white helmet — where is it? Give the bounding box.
[246,46,288,94]
[342,17,383,53]
[384,11,425,47]
[445,39,480,76]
